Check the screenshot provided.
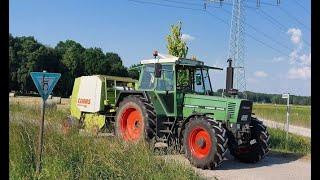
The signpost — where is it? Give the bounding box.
[282,93,290,149]
[30,71,61,174]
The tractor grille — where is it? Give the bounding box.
[227,102,236,119]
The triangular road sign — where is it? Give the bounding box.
[30,72,61,101]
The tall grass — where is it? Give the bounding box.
[268,127,310,155]
[9,122,200,179]
[253,103,311,128]
[9,102,200,179]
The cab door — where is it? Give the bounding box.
[155,64,175,116]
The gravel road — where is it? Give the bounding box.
[163,152,311,180]
[259,118,311,137]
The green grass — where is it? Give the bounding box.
[253,103,311,128]
[268,127,310,155]
[9,102,200,179]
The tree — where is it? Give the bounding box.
[166,21,188,58]
[166,21,189,86]
[82,48,109,75]
[105,52,128,77]
[128,64,141,79]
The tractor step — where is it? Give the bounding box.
[154,142,168,148]
[162,121,174,125]
[159,129,171,133]
[157,138,168,142]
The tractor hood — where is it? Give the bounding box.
[183,94,252,123]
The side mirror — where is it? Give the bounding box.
[195,74,202,85]
[155,63,162,78]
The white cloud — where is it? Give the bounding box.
[288,66,310,79]
[287,28,302,44]
[254,71,268,78]
[271,56,285,63]
[299,53,311,66]
[247,77,258,84]
[181,34,195,42]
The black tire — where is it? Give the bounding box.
[183,117,228,169]
[230,118,271,163]
[115,95,156,142]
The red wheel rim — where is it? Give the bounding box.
[119,106,144,141]
[188,127,212,159]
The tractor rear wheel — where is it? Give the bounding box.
[183,117,228,169]
[229,118,270,163]
[115,95,156,142]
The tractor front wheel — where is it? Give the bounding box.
[115,95,156,143]
[229,118,271,163]
[183,117,228,169]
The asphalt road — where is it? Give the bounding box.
[163,152,311,180]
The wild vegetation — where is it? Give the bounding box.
[9,102,200,179]
[268,127,310,155]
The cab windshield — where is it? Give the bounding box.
[176,66,213,95]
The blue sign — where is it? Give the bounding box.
[30,72,61,101]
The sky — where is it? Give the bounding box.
[9,0,311,96]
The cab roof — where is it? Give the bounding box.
[140,53,223,70]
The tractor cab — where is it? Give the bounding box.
[137,54,220,116]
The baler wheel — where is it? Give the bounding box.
[115,95,156,142]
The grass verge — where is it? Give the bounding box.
[268,127,310,155]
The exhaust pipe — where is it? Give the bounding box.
[226,58,234,91]
[226,58,238,95]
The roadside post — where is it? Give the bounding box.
[282,93,290,149]
[30,71,61,174]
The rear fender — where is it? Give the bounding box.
[115,91,149,107]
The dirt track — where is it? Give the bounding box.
[163,152,310,180]
[260,118,311,138]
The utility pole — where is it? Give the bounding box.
[206,0,280,98]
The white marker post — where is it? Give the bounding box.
[282,93,290,148]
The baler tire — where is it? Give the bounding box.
[183,117,228,169]
[115,95,156,142]
[231,118,271,163]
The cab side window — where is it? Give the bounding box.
[156,65,174,91]
[140,64,155,89]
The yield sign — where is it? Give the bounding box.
[30,72,61,101]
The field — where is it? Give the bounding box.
[9,97,310,178]
[253,103,311,128]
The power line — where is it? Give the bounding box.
[246,0,279,7]
[160,0,204,7]
[128,0,289,56]
[257,8,311,47]
[219,7,292,53]
[128,0,203,11]
[278,6,311,32]
[293,0,310,14]
[205,10,288,56]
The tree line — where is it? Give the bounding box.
[213,89,311,105]
[9,34,138,97]
[9,33,310,105]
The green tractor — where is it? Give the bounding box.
[68,52,270,169]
